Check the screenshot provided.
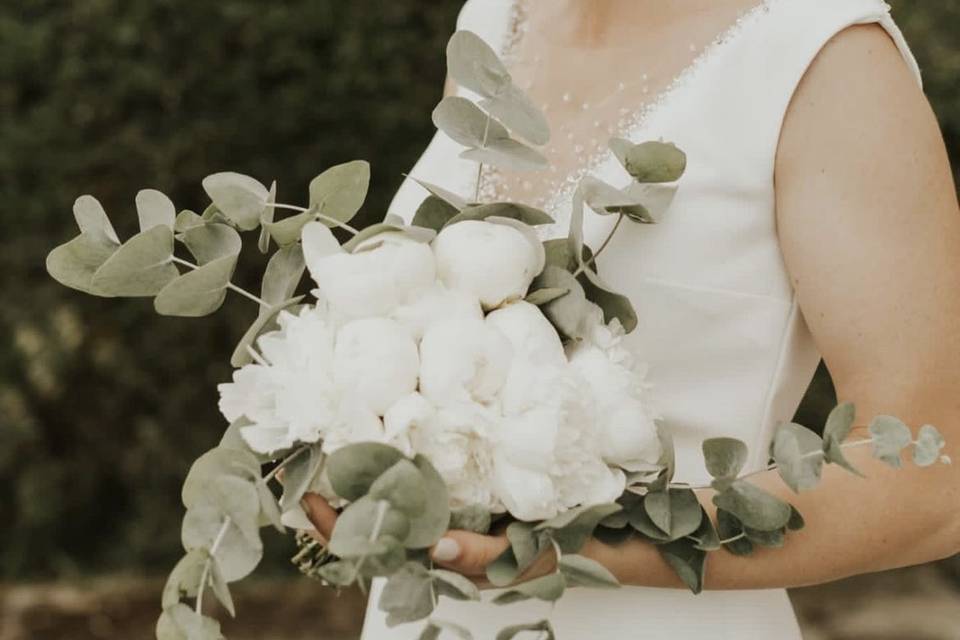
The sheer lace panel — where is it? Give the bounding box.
[476,0,775,235]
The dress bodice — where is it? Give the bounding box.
[368,1,923,637]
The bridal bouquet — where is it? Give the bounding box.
[46,31,948,640]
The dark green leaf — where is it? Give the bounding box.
[702,438,749,480]
[449,505,492,534]
[413,195,460,232]
[558,554,619,588]
[621,141,687,183]
[716,509,754,556]
[771,422,824,493]
[578,267,638,333]
[326,442,406,501]
[823,402,856,444]
[657,539,706,594]
[492,572,565,605]
[712,480,792,531]
[445,201,553,227]
[531,266,592,340]
[535,503,622,553]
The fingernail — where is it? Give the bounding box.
[431,537,460,562]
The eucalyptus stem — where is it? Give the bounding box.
[718,532,746,545]
[474,113,492,202]
[572,213,624,277]
[196,517,232,615]
[680,437,878,492]
[263,201,360,235]
[170,256,270,309]
[263,445,310,484]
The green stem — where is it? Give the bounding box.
[264,201,360,235]
[572,213,624,277]
[473,113,492,203]
[718,532,745,545]
[681,437,877,491]
[170,256,270,309]
[196,517,232,615]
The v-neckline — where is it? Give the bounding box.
[480,0,778,232]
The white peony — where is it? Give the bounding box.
[418,317,513,406]
[390,282,483,342]
[218,307,339,453]
[568,310,662,472]
[485,300,566,368]
[333,317,420,416]
[432,220,543,310]
[306,228,436,319]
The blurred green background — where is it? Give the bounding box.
[1,1,957,638]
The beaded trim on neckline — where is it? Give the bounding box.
[476,0,777,238]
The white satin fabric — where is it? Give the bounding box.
[362,0,923,637]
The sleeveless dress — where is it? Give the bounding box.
[362,0,923,637]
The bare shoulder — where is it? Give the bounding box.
[775,20,954,258]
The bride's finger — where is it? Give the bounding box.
[301,492,338,539]
[429,530,510,578]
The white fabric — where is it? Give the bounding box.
[362,0,923,637]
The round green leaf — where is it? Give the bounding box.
[445,201,553,227]
[460,137,547,171]
[712,480,792,532]
[378,562,435,626]
[73,195,120,246]
[326,442,406,501]
[90,225,178,296]
[702,437,749,480]
[432,96,509,148]
[479,86,550,146]
[178,222,241,266]
[46,233,118,295]
[136,189,176,232]
[202,172,269,231]
[913,424,946,467]
[309,160,370,225]
[868,415,913,468]
[154,253,238,317]
[446,30,512,98]
[558,554,619,589]
[622,141,687,183]
[413,195,460,232]
[181,446,261,509]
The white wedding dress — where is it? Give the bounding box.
[361,0,922,637]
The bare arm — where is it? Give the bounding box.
[404,23,960,589]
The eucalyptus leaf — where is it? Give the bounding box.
[73,195,120,246]
[485,545,520,588]
[787,506,806,531]
[368,459,428,521]
[353,535,408,577]
[495,620,556,640]
[263,211,316,247]
[460,138,548,171]
[702,437,749,481]
[255,479,284,532]
[46,233,118,295]
[135,188,176,232]
[868,415,913,468]
[657,539,706,594]
[558,554,619,589]
[342,224,436,253]
[90,225,178,296]
[531,266,593,340]
[258,181,277,253]
[506,521,540,571]
[479,86,550,145]
[433,96,509,148]
[621,141,687,183]
[156,603,224,640]
[525,287,569,306]
[578,266,638,333]
[716,509,754,556]
[161,549,207,608]
[413,195,460,232]
[326,442,405,501]
[492,572,566,605]
[420,620,473,640]
[913,424,945,467]
[202,172,269,231]
[278,444,324,512]
[309,160,370,225]
[535,502,621,553]
[154,253,238,317]
[379,562,436,627]
[823,434,864,477]
[823,402,856,444]
[689,507,721,551]
[445,201,553,227]
[744,526,785,548]
[625,497,671,542]
[261,244,306,307]
[643,488,703,540]
[179,222,242,265]
[328,497,410,559]
[771,422,824,493]
[408,176,468,210]
[181,446,261,509]
[208,559,236,617]
[406,454,452,549]
[449,505,492,534]
[620,181,680,223]
[430,569,481,602]
[712,480,792,532]
[446,30,512,98]
[174,210,205,233]
[181,477,263,582]
[318,560,359,587]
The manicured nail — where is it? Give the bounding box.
[431,537,460,562]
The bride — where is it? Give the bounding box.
[303,0,960,637]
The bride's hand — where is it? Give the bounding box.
[300,492,339,543]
